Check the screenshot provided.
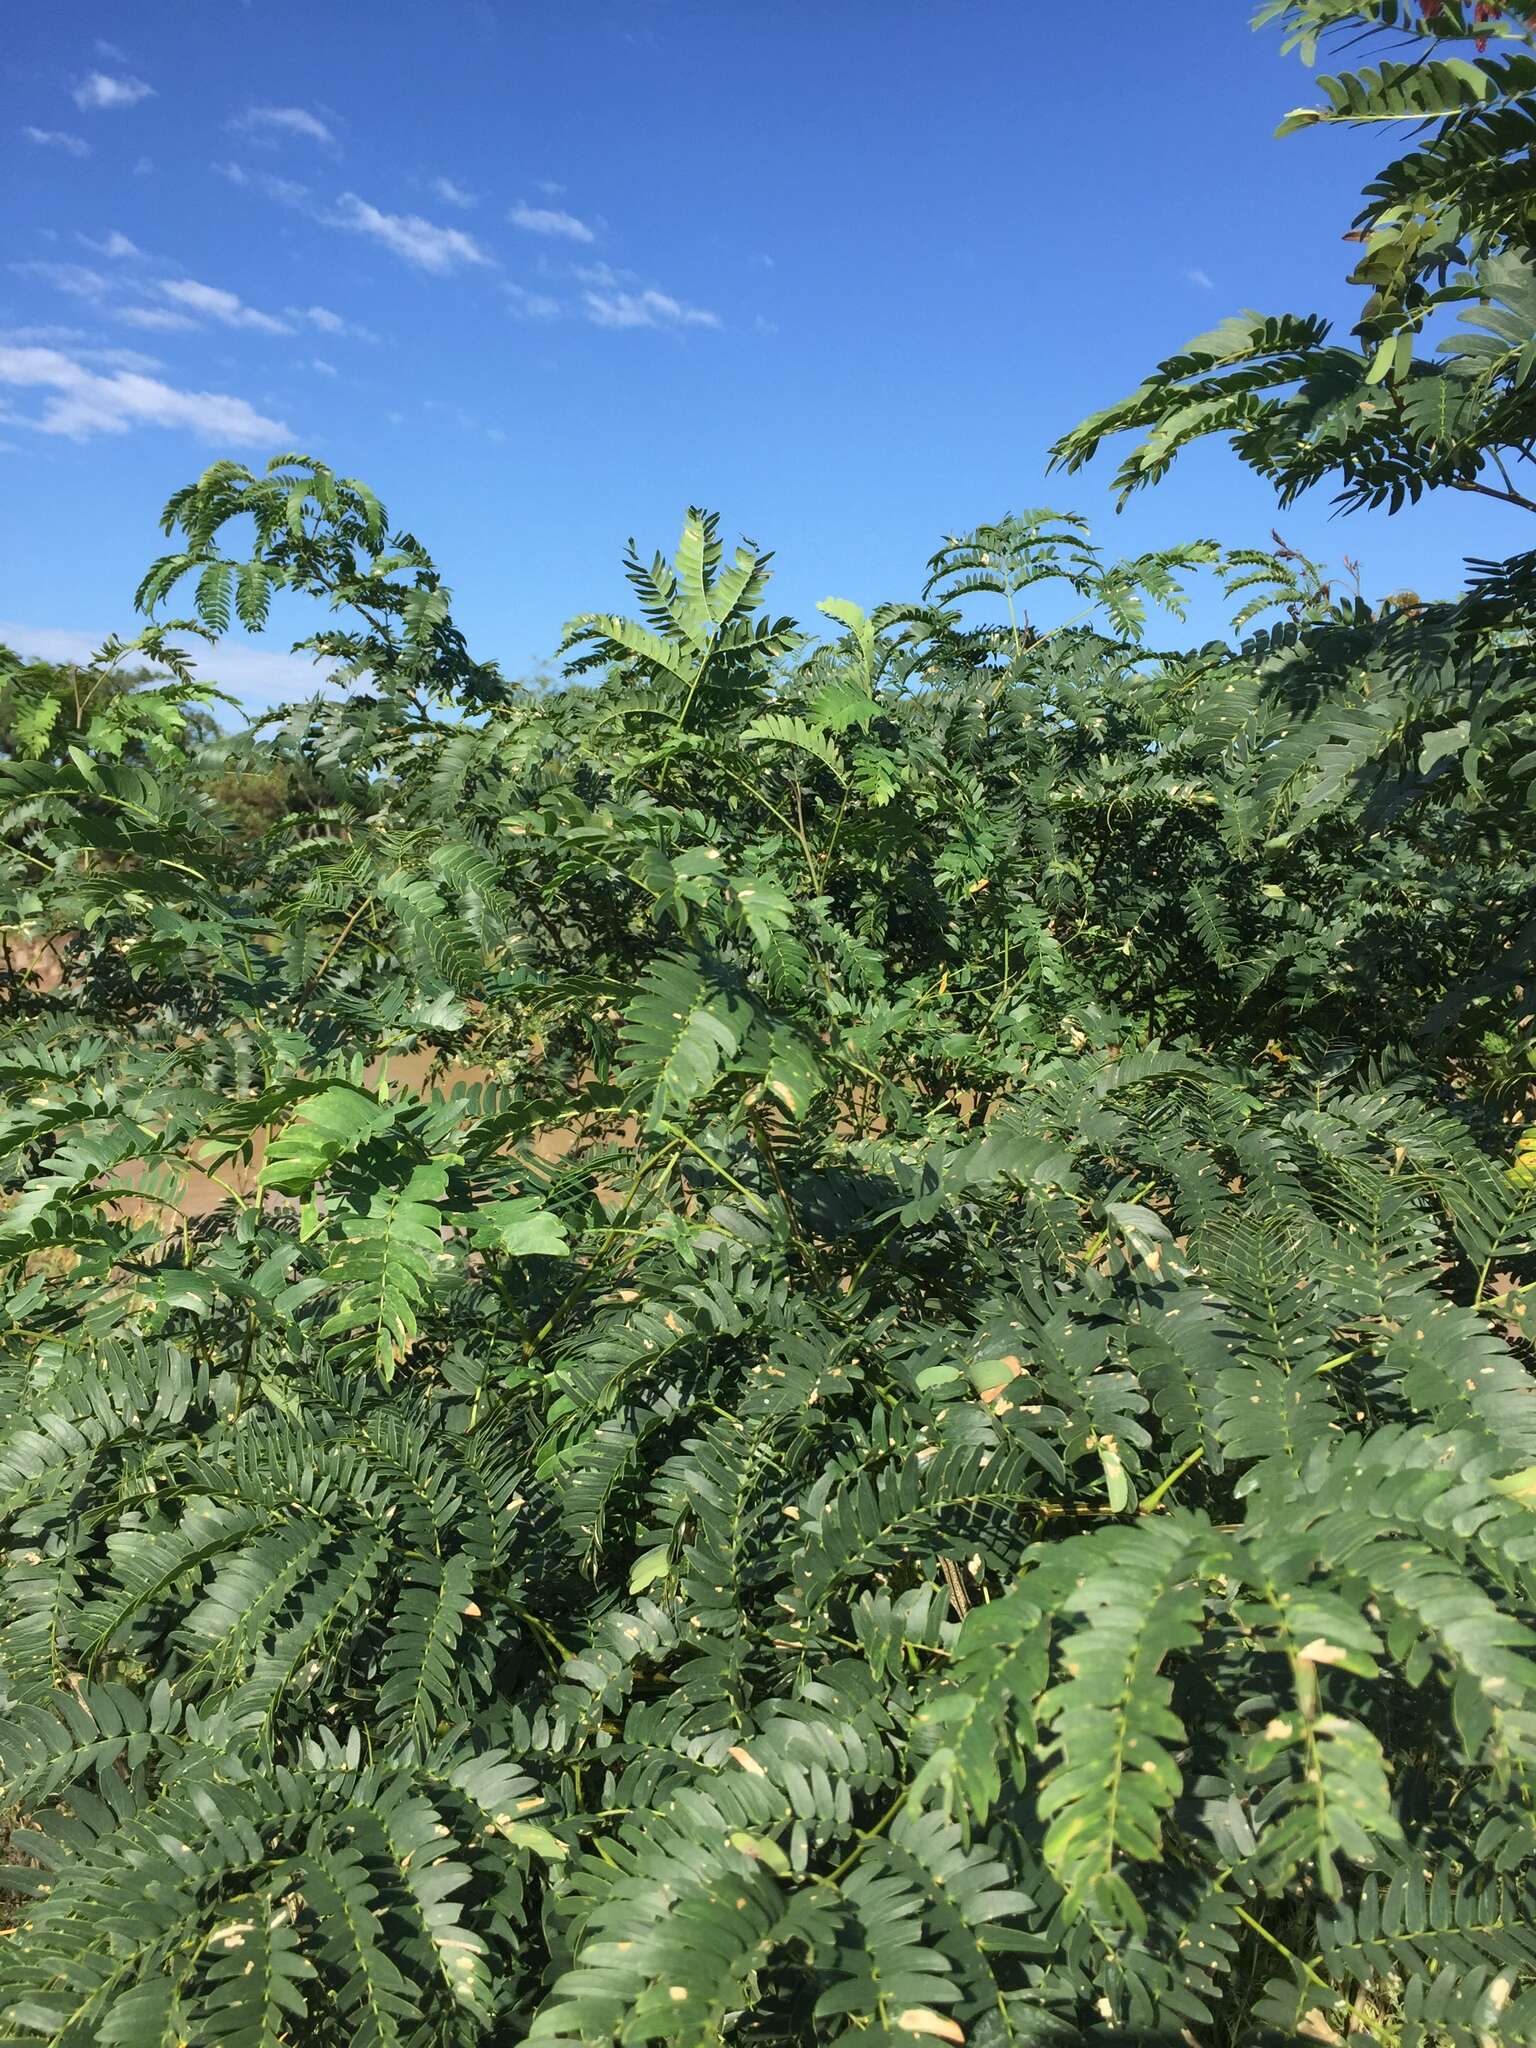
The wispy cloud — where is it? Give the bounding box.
[232,104,336,147]
[424,396,507,444]
[0,330,160,372]
[507,283,561,320]
[331,193,491,272]
[582,286,719,332]
[72,72,154,112]
[1184,266,1215,291]
[0,324,88,346]
[76,345,164,373]
[509,200,594,244]
[308,357,338,376]
[159,278,293,334]
[22,126,91,157]
[77,231,141,259]
[213,161,311,207]
[12,260,112,302]
[115,307,199,333]
[0,343,289,444]
[284,303,378,344]
[535,178,566,198]
[431,176,477,208]
[17,257,300,339]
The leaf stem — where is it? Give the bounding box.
[1232,1906,1358,2027]
[1139,1446,1204,1514]
[661,1122,776,1219]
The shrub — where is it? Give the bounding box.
[1,2,1534,2041]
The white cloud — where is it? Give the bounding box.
[509,199,594,243]
[431,176,477,208]
[331,193,491,272]
[22,126,91,157]
[116,306,200,333]
[72,72,154,112]
[213,161,311,206]
[582,286,719,332]
[0,621,346,709]
[159,278,293,334]
[286,303,376,342]
[309,357,338,376]
[0,330,159,371]
[232,104,335,147]
[79,345,164,372]
[77,231,141,259]
[14,259,282,339]
[0,343,290,444]
[0,323,87,346]
[535,178,565,197]
[12,259,111,301]
[1184,267,1215,291]
[507,283,560,320]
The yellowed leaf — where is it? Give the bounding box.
[896,2012,965,2044]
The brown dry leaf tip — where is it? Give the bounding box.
[728,1745,767,1777]
[977,1352,1024,1404]
[1296,1639,1348,1666]
[895,2012,965,2043]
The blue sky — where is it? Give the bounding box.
[2,1,1520,707]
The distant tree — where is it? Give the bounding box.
[0,642,221,766]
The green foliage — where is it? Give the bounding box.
[0,639,226,766]
[2,7,1536,2042]
[1052,3,1536,518]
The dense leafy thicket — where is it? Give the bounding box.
[2,3,1535,2042]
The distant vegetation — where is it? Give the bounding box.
[1,3,1534,2042]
